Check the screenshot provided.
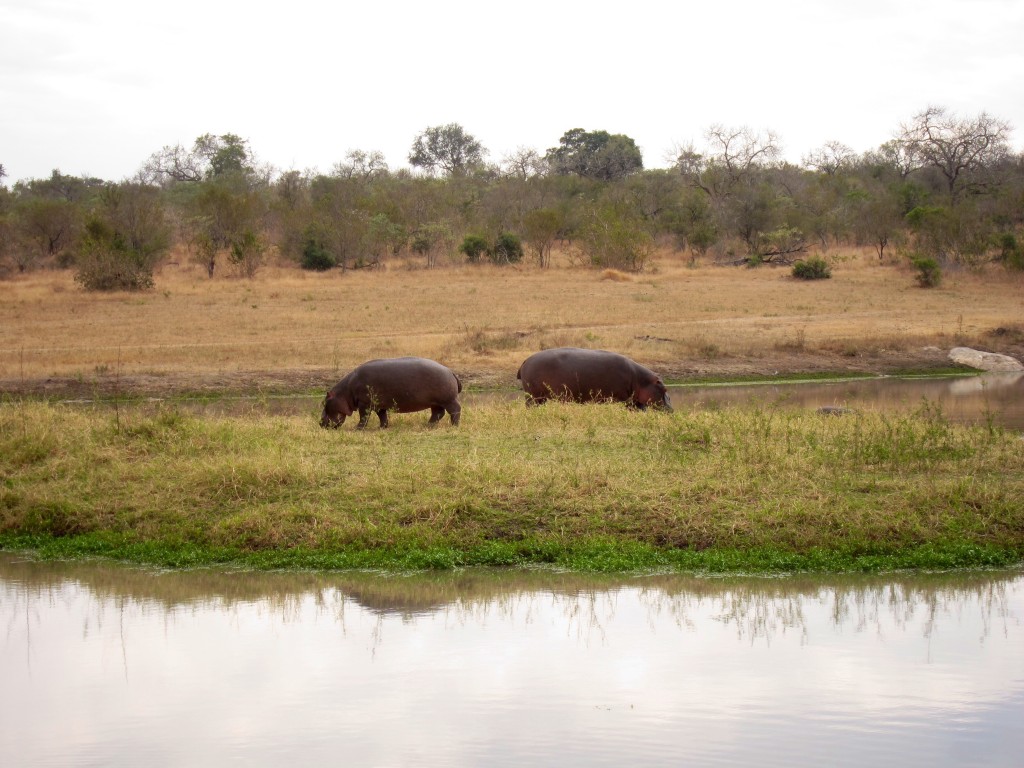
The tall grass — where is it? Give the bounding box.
[2,399,1022,571]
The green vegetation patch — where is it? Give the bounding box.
[2,400,1022,574]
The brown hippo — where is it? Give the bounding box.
[320,357,462,429]
[517,347,672,410]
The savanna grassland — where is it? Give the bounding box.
[2,250,1024,573]
[2,247,1023,396]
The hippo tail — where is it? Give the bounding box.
[516,365,522,381]
[455,373,463,393]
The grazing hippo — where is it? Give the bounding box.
[321,357,462,429]
[517,347,672,410]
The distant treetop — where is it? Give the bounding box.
[545,128,643,181]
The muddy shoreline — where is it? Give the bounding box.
[0,347,976,400]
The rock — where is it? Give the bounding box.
[948,347,1024,372]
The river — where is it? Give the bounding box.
[2,553,1022,767]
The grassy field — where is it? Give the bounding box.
[2,248,1023,396]
[1,397,1022,572]
[2,250,1023,573]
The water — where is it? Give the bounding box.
[90,373,1024,431]
[2,554,1022,767]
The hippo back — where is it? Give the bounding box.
[518,347,638,403]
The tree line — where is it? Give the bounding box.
[1,107,1022,290]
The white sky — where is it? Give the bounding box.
[3,0,1023,184]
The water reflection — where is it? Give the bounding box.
[679,372,1024,431]
[70,373,1024,431]
[2,554,1022,767]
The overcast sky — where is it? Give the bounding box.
[3,0,1023,184]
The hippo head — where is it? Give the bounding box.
[636,379,673,412]
[320,390,353,428]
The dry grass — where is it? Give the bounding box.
[2,247,1022,391]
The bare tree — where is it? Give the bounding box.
[332,149,389,180]
[897,106,1012,200]
[863,140,918,180]
[675,126,784,254]
[676,125,782,199]
[500,147,547,179]
[802,141,855,175]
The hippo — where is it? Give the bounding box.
[516,347,672,410]
[320,357,462,429]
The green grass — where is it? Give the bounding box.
[2,399,1022,573]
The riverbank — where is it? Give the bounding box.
[2,399,1022,573]
[0,351,980,401]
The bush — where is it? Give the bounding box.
[489,232,523,265]
[909,254,942,287]
[459,234,489,264]
[580,203,652,272]
[228,230,265,278]
[74,219,156,291]
[301,238,335,271]
[996,233,1024,271]
[792,256,832,280]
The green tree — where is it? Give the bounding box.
[301,233,336,271]
[459,234,489,263]
[189,175,265,277]
[13,196,80,269]
[546,129,643,181]
[144,133,261,184]
[489,232,523,265]
[409,124,487,177]
[668,188,719,262]
[849,183,904,260]
[905,204,989,264]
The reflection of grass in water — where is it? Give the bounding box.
[2,552,1017,646]
[1,399,1022,573]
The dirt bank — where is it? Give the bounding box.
[0,346,971,400]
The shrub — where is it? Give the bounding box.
[489,232,523,265]
[459,234,489,264]
[74,219,156,291]
[228,230,265,278]
[580,203,652,273]
[792,256,832,280]
[996,233,1024,271]
[301,238,335,271]
[909,254,942,287]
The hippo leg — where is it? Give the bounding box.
[445,401,461,426]
[429,407,445,424]
[357,406,372,429]
[525,395,546,407]
[376,409,390,428]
